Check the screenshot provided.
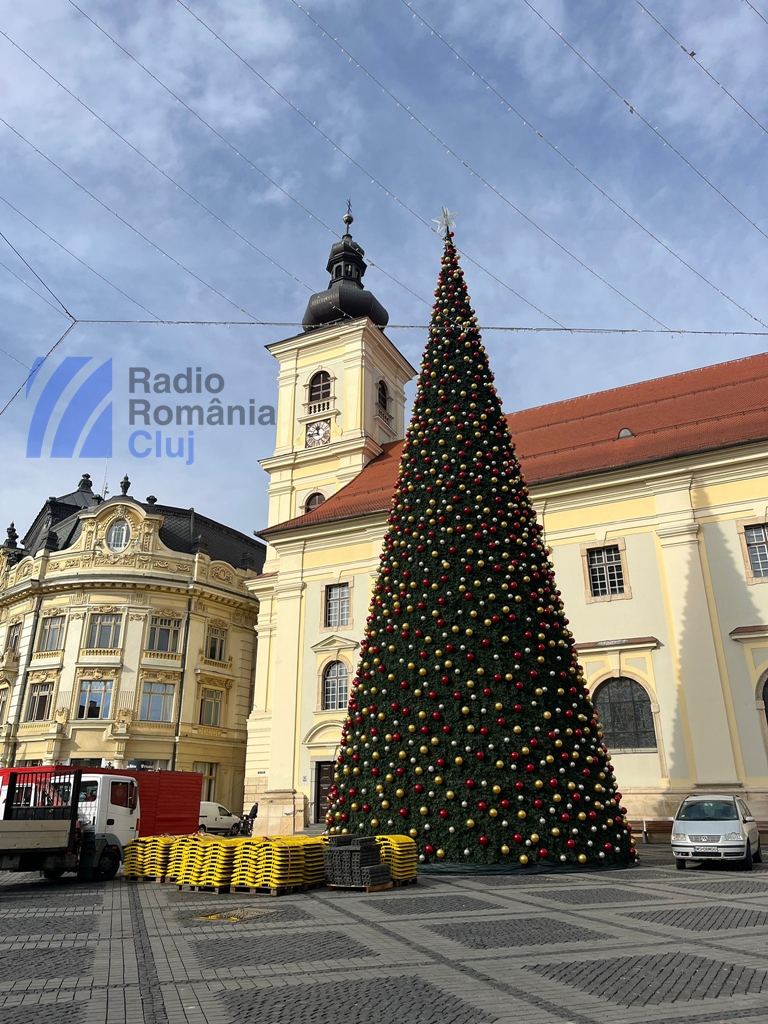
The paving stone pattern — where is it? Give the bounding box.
[626,905,768,931]
[433,916,605,949]
[191,929,379,968]
[0,849,766,1023]
[222,976,494,1024]
[530,951,768,1006]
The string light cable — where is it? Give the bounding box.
[394,0,767,329]
[0,193,161,320]
[0,226,73,318]
[0,321,76,418]
[184,0,665,331]
[0,254,73,320]
[633,0,768,136]
[0,118,268,324]
[61,2,427,311]
[167,0,565,328]
[742,0,768,28]
[518,0,768,245]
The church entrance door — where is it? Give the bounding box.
[315,762,335,823]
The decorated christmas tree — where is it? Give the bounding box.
[327,223,635,868]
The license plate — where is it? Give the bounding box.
[693,846,718,853]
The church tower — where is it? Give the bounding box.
[260,212,416,529]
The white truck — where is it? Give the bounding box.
[0,766,139,881]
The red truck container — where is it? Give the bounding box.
[0,767,202,837]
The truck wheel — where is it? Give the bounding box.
[43,866,65,881]
[95,850,120,882]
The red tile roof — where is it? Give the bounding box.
[262,352,768,536]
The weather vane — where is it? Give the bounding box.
[343,198,354,231]
[432,206,459,234]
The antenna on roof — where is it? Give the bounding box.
[101,458,110,499]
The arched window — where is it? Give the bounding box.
[309,371,331,403]
[106,519,130,551]
[334,265,342,278]
[322,661,348,711]
[593,676,656,751]
[377,380,388,410]
[305,492,326,513]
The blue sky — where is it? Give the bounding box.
[1,0,767,540]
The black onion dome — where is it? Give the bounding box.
[302,212,389,330]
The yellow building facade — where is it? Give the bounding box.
[0,475,263,812]
[245,299,768,830]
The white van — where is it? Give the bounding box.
[198,801,239,835]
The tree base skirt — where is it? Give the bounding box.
[418,858,637,875]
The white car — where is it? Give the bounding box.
[671,794,762,870]
[198,801,239,835]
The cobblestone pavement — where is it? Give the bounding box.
[1,847,768,1024]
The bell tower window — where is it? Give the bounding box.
[309,372,331,403]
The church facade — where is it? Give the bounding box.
[245,220,768,833]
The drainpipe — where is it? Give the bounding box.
[170,595,193,770]
[8,592,43,767]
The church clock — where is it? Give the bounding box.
[305,419,331,448]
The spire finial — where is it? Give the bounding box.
[342,199,353,233]
[120,474,130,496]
[5,522,18,548]
[432,206,459,236]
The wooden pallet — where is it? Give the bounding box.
[230,883,304,897]
[391,876,418,887]
[122,874,168,883]
[326,880,394,893]
[176,883,231,894]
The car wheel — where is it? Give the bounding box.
[753,840,762,864]
[675,859,686,870]
[94,849,120,882]
[741,844,753,872]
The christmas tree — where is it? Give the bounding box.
[327,225,635,868]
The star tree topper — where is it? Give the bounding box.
[432,207,459,235]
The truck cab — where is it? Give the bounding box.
[0,768,140,880]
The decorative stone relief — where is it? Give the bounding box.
[210,565,234,584]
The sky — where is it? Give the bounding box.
[1,0,767,542]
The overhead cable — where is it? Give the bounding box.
[397,0,767,329]
[62,2,428,309]
[0,193,161,320]
[0,226,73,318]
[0,255,73,319]
[282,0,668,329]
[519,0,768,245]
[633,1,768,136]
[0,118,265,323]
[0,321,76,418]
[171,0,565,327]
[742,0,768,28]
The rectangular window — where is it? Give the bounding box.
[86,613,122,650]
[26,682,53,722]
[38,616,65,653]
[199,688,222,727]
[587,546,625,598]
[5,622,21,654]
[147,616,182,653]
[110,780,136,809]
[0,687,8,725]
[139,681,175,722]
[77,678,113,720]
[324,583,350,628]
[193,761,218,801]
[745,524,768,579]
[205,626,227,662]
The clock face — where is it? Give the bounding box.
[305,419,331,448]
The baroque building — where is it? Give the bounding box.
[245,216,768,831]
[0,473,264,812]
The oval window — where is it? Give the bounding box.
[106,520,130,552]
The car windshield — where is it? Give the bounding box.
[676,800,737,821]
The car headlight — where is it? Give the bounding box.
[722,832,744,842]
[671,833,687,841]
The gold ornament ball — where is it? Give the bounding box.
[371,818,379,828]
[466,818,475,828]
[492,785,501,795]
[419,806,429,816]
[396,788,405,798]
[519,854,529,865]
[517,810,527,820]
[436,849,446,859]
[578,853,588,864]
[381,800,390,809]
[489,808,498,818]
[409,828,418,838]
[501,844,510,855]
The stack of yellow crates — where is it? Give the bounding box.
[175,836,215,886]
[292,836,325,886]
[231,838,270,889]
[123,837,153,877]
[376,835,418,881]
[166,835,200,882]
